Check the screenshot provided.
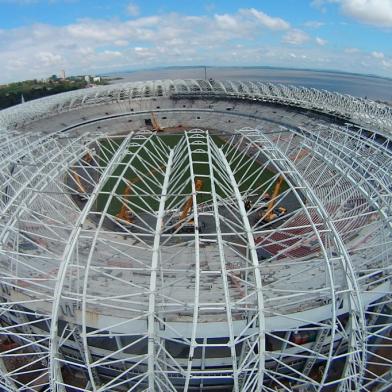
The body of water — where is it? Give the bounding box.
[105,66,392,103]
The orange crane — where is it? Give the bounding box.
[258,176,287,223]
[116,182,134,224]
[116,164,165,224]
[71,170,88,201]
[151,112,163,132]
[176,179,204,231]
[70,150,96,202]
[82,151,93,164]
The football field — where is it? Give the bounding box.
[95,133,281,216]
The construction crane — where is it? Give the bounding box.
[70,150,96,202]
[257,176,287,224]
[116,164,165,225]
[176,179,204,232]
[116,182,134,224]
[151,112,162,132]
[71,170,88,201]
[82,149,95,164]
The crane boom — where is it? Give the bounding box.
[82,152,93,164]
[263,176,284,222]
[178,179,203,225]
[71,170,87,200]
[151,112,162,132]
[116,164,165,224]
[116,182,133,223]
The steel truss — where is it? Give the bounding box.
[0,80,391,392]
[0,80,391,135]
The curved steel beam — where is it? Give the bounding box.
[241,129,366,390]
[49,132,135,390]
[1,80,391,134]
[216,139,266,390]
[147,149,174,391]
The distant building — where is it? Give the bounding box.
[84,75,91,83]
[93,76,101,83]
[60,70,66,80]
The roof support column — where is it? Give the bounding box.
[183,132,202,391]
[147,149,174,391]
[216,144,266,390]
[49,132,135,391]
[205,135,240,391]
[243,129,366,390]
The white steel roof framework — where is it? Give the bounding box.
[0,79,391,135]
[0,80,391,392]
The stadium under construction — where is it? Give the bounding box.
[0,79,391,391]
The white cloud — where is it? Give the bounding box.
[0,12,262,81]
[382,59,392,67]
[67,23,108,41]
[340,0,392,27]
[344,47,360,53]
[0,8,390,82]
[126,2,139,17]
[304,20,325,28]
[114,39,129,47]
[212,8,291,36]
[242,8,290,30]
[102,50,122,57]
[35,51,62,65]
[214,13,240,30]
[315,36,328,45]
[371,50,384,58]
[312,0,392,28]
[310,0,333,13]
[283,29,310,45]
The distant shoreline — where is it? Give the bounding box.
[102,65,392,83]
[102,66,392,102]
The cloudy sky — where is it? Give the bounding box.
[0,0,391,83]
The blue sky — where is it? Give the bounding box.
[0,0,391,83]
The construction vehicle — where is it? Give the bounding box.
[82,148,95,164]
[116,164,165,225]
[151,112,163,132]
[176,179,204,233]
[71,170,88,201]
[257,176,287,224]
[116,182,134,224]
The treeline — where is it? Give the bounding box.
[0,78,106,110]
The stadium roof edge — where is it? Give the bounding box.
[0,79,391,136]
